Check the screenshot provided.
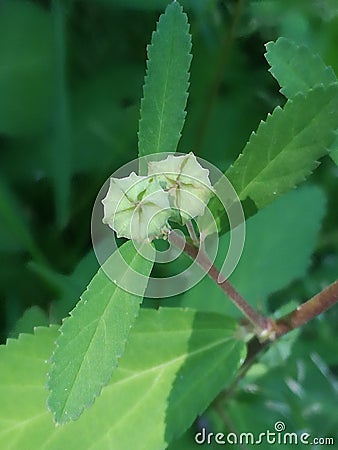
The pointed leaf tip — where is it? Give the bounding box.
[138,0,192,157]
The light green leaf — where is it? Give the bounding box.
[0,309,246,450]
[0,1,53,135]
[138,1,192,157]
[265,37,337,99]
[225,85,338,210]
[176,186,326,316]
[47,241,154,424]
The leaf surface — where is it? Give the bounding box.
[138,1,192,157]
[47,240,153,424]
[225,85,338,209]
[265,37,337,98]
[265,37,338,167]
[0,309,246,450]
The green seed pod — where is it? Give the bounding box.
[102,172,171,242]
[148,152,214,224]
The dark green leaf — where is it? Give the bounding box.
[265,37,338,168]
[265,37,337,98]
[225,85,338,210]
[138,1,192,157]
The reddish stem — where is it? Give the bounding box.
[272,279,338,337]
[168,230,272,335]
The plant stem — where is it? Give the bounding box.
[168,230,272,335]
[272,279,338,338]
[186,220,199,245]
[213,280,338,408]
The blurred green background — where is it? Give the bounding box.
[1,0,338,344]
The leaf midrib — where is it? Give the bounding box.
[153,11,179,154]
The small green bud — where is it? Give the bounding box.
[102,172,171,242]
[148,152,214,224]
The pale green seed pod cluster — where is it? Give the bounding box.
[102,152,214,242]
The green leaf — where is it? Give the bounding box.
[138,1,192,157]
[0,309,246,450]
[265,37,337,98]
[265,38,338,168]
[9,306,49,339]
[0,1,53,135]
[175,186,326,316]
[47,241,154,424]
[225,85,338,210]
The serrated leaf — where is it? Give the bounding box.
[47,240,154,424]
[265,37,337,99]
[225,85,338,210]
[0,309,246,450]
[265,38,338,168]
[138,1,192,157]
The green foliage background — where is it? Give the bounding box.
[0,0,338,448]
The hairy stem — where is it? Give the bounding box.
[168,230,272,334]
